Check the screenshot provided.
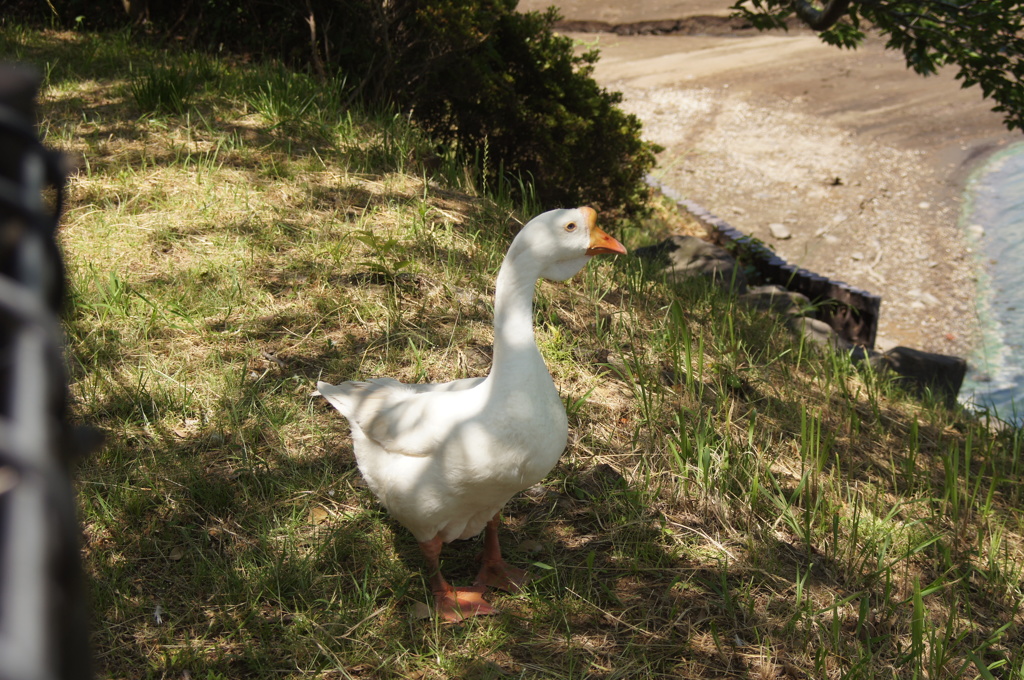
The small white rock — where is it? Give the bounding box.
[768,222,791,240]
[966,224,986,239]
[874,334,898,352]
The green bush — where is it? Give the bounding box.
[402,5,656,214]
[317,0,657,213]
[36,0,656,213]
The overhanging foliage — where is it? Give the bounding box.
[732,0,1024,132]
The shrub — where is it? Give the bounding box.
[402,5,656,214]
[34,0,657,213]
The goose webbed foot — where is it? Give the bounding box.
[433,584,496,623]
[473,515,531,592]
[420,534,498,623]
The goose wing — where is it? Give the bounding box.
[316,377,485,458]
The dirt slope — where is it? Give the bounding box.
[520,0,1020,355]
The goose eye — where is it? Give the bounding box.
[565,222,577,232]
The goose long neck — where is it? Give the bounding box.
[490,246,543,376]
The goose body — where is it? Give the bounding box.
[326,372,566,544]
[317,206,625,621]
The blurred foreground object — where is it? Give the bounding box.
[0,65,94,680]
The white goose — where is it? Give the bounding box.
[316,207,625,622]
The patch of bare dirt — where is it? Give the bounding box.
[521,1,1021,356]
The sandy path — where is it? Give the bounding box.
[520,1,1020,355]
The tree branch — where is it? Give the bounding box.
[792,0,853,30]
[304,0,326,80]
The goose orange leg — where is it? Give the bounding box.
[474,515,530,592]
[419,535,495,623]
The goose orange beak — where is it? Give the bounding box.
[581,206,627,256]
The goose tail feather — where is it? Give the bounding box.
[315,380,360,418]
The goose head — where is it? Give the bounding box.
[511,207,627,282]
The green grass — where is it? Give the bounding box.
[6,24,1023,679]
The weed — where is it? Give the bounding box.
[130,64,197,116]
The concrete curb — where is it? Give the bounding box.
[647,175,882,349]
